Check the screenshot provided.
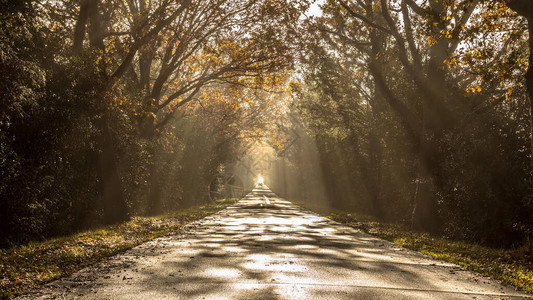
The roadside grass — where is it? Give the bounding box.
[0,198,239,299]
[295,201,533,294]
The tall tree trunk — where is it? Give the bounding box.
[73,0,103,54]
[411,115,439,232]
[369,99,385,217]
[96,114,129,224]
[73,0,128,224]
[527,17,533,254]
[72,0,89,55]
[87,0,104,50]
[367,131,384,217]
[506,0,533,253]
[411,0,447,233]
[366,79,385,218]
[147,161,162,215]
[139,116,163,215]
[366,0,386,219]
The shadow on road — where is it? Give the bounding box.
[120,186,526,299]
[20,186,530,299]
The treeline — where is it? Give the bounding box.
[0,0,300,247]
[290,0,533,248]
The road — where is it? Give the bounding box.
[20,187,531,299]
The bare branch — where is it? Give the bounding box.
[403,0,429,16]
[337,0,394,35]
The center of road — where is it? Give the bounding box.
[263,195,270,205]
[19,186,531,299]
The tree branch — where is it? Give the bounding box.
[338,0,394,35]
[403,0,429,16]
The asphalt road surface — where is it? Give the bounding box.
[20,186,531,299]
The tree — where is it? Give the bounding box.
[505,0,533,251]
[292,0,532,246]
[115,0,303,213]
[310,0,483,232]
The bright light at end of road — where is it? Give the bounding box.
[257,175,264,185]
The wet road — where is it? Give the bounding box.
[20,187,531,299]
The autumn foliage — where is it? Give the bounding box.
[0,0,303,247]
[289,0,533,248]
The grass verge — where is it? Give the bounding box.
[296,201,533,294]
[0,198,239,299]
